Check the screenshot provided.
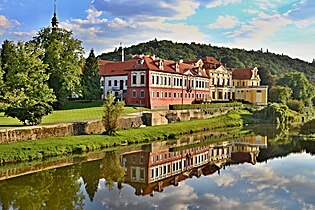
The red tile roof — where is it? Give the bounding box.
[99,60,134,76]
[126,55,208,78]
[232,68,253,80]
[185,56,222,69]
[99,56,209,78]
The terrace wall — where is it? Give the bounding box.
[0,108,238,143]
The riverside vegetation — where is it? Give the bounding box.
[0,101,313,165]
[0,110,249,164]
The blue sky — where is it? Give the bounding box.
[0,0,314,62]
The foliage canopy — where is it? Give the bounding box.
[31,27,85,108]
[3,41,56,125]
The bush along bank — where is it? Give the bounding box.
[0,110,250,164]
[249,103,303,125]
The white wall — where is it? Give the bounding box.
[101,75,128,99]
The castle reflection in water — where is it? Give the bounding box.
[120,134,267,196]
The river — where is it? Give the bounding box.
[0,125,315,210]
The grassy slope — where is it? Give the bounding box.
[0,110,250,164]
[0,101,147,128]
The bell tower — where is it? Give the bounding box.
[51,0,59,29]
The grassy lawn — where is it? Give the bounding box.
[0,101,150,128]
[0,110,251,164]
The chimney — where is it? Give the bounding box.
[120,42,124,62]
[151,54,156,60]
[179,59,183,63]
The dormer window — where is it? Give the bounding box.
[137,59,144,65]
[159,60,164,70]
[175,63,179,72]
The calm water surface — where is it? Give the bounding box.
[0,127,315,210]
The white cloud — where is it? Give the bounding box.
[208,15,240,29]
[212,173,237,187]
[86,8,102,20]
[61,5,207,55]
[11,30,37,39]
[255,0,277,10]
[240,165,289,191]
[225,13,292,40]
[92,0,200,20]
[206,0,242,8]
[244,9,260,14]
[0,15,19,36]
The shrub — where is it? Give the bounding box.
[102,93,125,135]
[287,99,305,113]
[300,119,315,135]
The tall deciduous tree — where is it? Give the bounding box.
[0,40,15,81]
[102,93,124,135]
[258,67,275,87]
[269,86,292,104]
[32,27,84,108]
[4,41,56,125]
[0,57,5,109]
[277,72,314,106]
[81,49,102,101]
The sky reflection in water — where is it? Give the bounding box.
[83,153,315,210]
[1,132,315,210]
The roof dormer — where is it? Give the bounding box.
[251,67,260,80]
[137,59,144,65]
[175,62,179,72]
[155,60,164,70]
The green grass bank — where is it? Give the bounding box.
[0,101,148,128]
[0,110,250,164]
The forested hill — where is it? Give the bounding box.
[98,40,315,81]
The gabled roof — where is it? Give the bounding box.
[232,68,254,80]
[99,55,210,78]
[99,60,134,76]
[126,55,208,78]
[185,56,223,69]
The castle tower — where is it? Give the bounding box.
[51,0,59,29]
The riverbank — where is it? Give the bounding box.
[0,110,250,164]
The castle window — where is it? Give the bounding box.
[140,90,145,98]
[132,90,137,98]
[132,75,137,85]
[140,74,145,85]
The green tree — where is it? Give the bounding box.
[32,27,84,108]
[258,67,275,86]
[277,72,314,106]
[0,39,15,75]
[81,49,102,101]
[269,86,292,104]
[287,99,305,113]
[102,93,124,135]
[4,41,56,125]
[0,57,5,109]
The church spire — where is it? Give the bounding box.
[51,0,59,29]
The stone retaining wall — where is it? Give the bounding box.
[143,107,237,126]
[0,115,144,144]
[0,108,239,143]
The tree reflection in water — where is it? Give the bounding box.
[0,166,84,210]
[1,130,315,209]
